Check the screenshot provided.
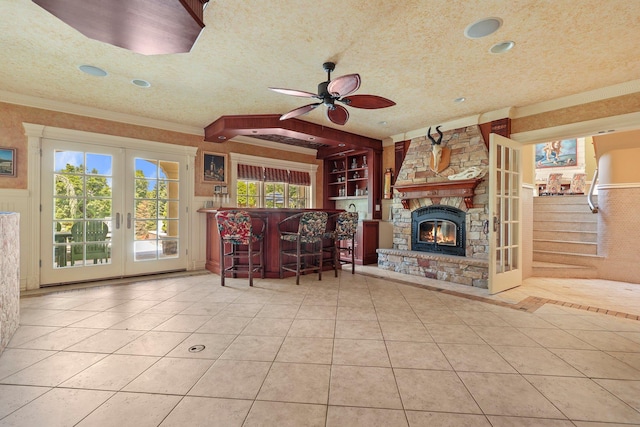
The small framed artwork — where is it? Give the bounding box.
[0,148,16,177]
[535,139,578,168]
[202,152,227,184]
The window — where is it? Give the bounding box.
[232,154,317,209]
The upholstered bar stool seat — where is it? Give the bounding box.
[278,211,328,285]
[215,210,266,286]
[323,211,358,275]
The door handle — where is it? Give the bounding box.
[493,216,500,232]
[127,213,132,229]
[115,213,120,229]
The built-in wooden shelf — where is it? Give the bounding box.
[394,178,483,209]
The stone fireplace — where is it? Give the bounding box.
[377,125,490,288]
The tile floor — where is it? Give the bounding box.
[1,268,640,426]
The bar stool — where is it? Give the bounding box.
[278,211,328,285]
[324,212,358,275]
[215,210,266,287]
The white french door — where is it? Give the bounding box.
[488,133,523,294]
[40,140,189,285]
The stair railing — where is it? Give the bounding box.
[588,168,598,213]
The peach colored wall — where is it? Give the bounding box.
[594,130,640,185]
[0,102,323,204]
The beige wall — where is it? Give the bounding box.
[0,102,323,205]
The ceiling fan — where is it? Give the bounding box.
[269,62,396,126]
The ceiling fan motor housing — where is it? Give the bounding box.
[318,81,335,108]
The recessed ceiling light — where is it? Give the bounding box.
[338,143,346,147]
[489,41,515,54]
[132,79,151,88]
[454,97,466,103]
[217,136,227,140]
[378,121,388,126]
[308,137,315,140]
[464,17,503,39]
[78,65,107,77]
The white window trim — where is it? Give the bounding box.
[231,153,318,208]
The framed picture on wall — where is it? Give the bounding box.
[202,152,227,184]
[0,148,16,177]
[535,139,578,168]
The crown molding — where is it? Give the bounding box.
[1,90,204,136]
[388,114,481,143]
[231,135,317,156]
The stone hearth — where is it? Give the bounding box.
[378,125,490,288]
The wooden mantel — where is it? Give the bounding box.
[394,178,484,209]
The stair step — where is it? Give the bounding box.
[533,249,604,267]
[533,203,595,212]
[533,220,597,232]
[533,239,597,254]
[531,261,598,278]
[533,211,597,222]
[533,229,597,242]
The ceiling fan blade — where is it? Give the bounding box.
[327,73,361,97]
[340,94,396,109]
[280,103,321,120]
[326,105,349,125]
[269,87,318,98]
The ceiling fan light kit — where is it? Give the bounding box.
[269,62,395,125]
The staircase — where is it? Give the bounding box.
[532,195,601,278]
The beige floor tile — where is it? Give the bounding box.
[492,311,557,329]
[472,326,541,347]
[0,388,113,427]
[104,299,161,313]
[123,357,213,394]
[1,351,107,386]
[257,362,330,404]
[454,310,509,327]
[295,305,337,320]
[115,331,189,356]
[386,341,452,370]
[6,326,60,347]
[415,310,464,325]
[15,327,101,351]
[240,317,293,336]
[493,345,584,376]
[189,359,270,399]
[24,310,98,327]
[303,295,338,306]
[329,365,402,409]
[256,304,300,318]
[550,348,640,379]
[219,335,283,361]
[220,303,265,317]
[425,324,485,344]
[287,319,335,338]
[66,329,144,353]
[406,411,491,427]
[459,372,564,418]
[608,351,640,370]
[379,321,432,342]
[566,330,640,352]
[18,308,63,324]
[333,338,390,367]
[143,301,196,315]
[593,378,640,412]
[518,327,596,349]
[76,392,181,427]
[335,320,383,339]
[275,336,333,364]
[439,343,515,373]
[196,315,252,334]
[152,314,212,332]
[70,311,136,328]
[395,369,481,413]
[526,375,640,424]
[0,349,57,380]
[109,313,174,331]
[179,301,228,316]
[327,406,408,427]
[375,309,420,322]
[164,332,236,359]
[72,299,130,311]
[159,396,252,427]
[61,354,158,390]
[0,385,50,419]
[243,401,326,427]
[486,416,575,426]
[336,306,377,321]
[536,314,605,330]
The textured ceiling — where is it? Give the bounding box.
[1,0,639,142]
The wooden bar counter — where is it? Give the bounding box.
[199,208,342,278]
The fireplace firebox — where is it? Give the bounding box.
[411,206,465,256]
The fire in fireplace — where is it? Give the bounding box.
[411,206,465,256]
